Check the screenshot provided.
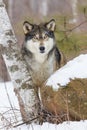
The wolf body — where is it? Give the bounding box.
[22,19,66,87]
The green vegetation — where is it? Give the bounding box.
[78,4,87,14]
[55,31,87,60]
[53,16,87,60]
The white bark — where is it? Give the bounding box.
[72,0,78,23]
[8,0,13,19]
[71,0,78,23]
[39,0,48,16]
[0,0,39,122]
[30,0,36,13]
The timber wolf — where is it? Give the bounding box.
[22,19,66,88]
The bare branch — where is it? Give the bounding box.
[13,116,39,127]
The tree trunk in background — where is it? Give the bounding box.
[8,0,13,20]
[70,0,78,23]
[39,0,48,16]
[0,0,39,123]
[30,0,38,14]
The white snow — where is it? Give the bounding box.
[8,121,87,130]
[0,54,87,130]
[46,54,87,90]
[0,82,22,129]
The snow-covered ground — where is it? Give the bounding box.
[0,54,87,130]
[9,121,87,130]
[0,82,22,129]
[47,54,87,90]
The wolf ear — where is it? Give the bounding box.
[45,19,56,31]
[23,21,33,34]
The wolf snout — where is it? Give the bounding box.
[39,46,45,53]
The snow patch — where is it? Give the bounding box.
[46,54,87,90]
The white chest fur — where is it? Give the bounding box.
[25,52,56,87]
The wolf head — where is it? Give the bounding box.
[23,19,56,56]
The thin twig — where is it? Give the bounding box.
[2,108,20,115]
[57,19,87,43]
[0,55,18,125]
[13,116,39,127]
[4,82,18,122]
[65,91,70,122]
[0,113,13,127]
[61,19,87,32]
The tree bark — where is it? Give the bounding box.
[0,0,39,123]
[8,0,13,20]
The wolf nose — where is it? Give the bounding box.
[39,46,45,51]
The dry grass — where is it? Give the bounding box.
[41,79,87,123]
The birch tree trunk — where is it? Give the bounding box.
[8,0,13,20]
[0,0,39,123]
[71,0,78,23]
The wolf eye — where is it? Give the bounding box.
[33,36,38,40]
[44,34,48,39]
